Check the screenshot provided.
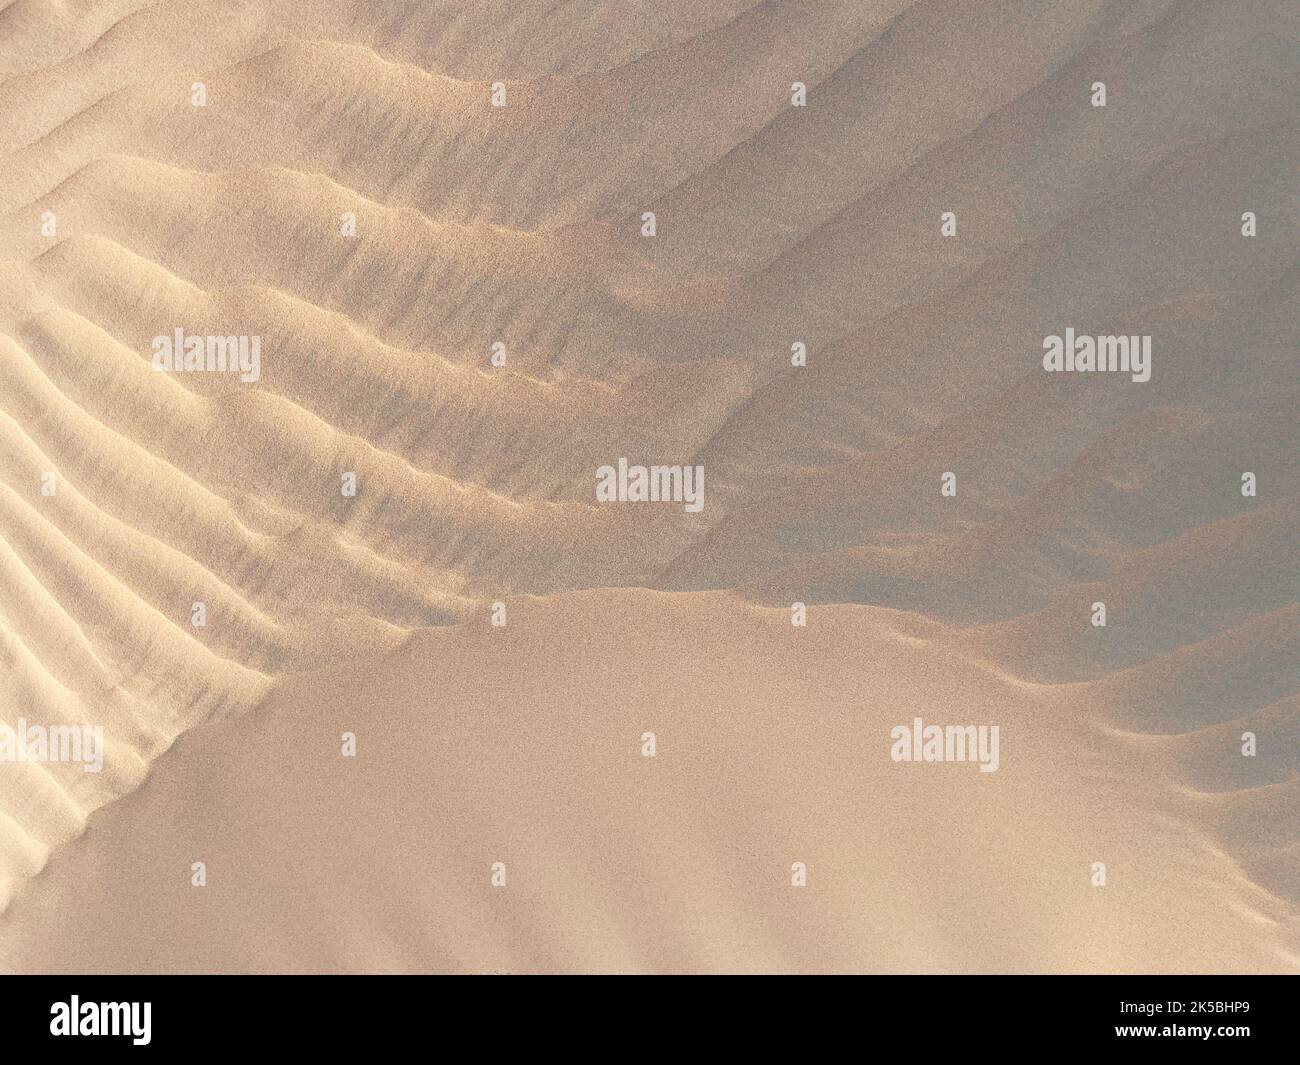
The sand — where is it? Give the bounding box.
[0,0,1296,972]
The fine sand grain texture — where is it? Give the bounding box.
[0,0,1296,972]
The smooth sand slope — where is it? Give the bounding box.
[3,591,1295,974]
[0,0,1296,970]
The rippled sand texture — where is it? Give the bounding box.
[0,0,1296,971]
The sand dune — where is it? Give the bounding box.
[4,591,1295,973]
[0,0,1295,971]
